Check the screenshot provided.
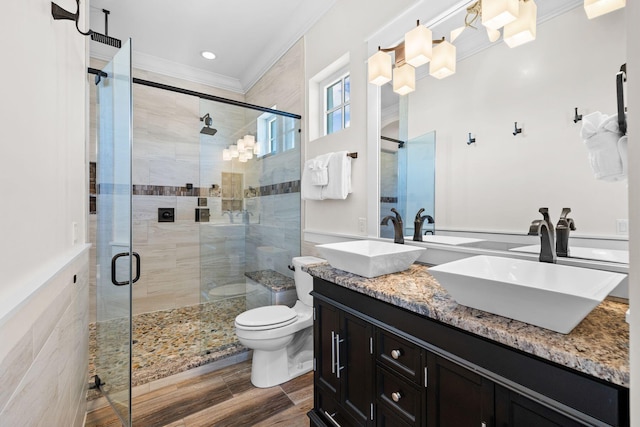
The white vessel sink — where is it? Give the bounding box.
[510,245,629,264]
[420,235,485,246]
[316,240,425,278]
[428,255,626,334]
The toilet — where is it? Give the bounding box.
[234,256,324,388]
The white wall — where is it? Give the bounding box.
[303,0,416,241]
[0,0,89,425]
[410,6,627,236]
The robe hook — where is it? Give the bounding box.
[513,122,522,136]
[573,107,583,123]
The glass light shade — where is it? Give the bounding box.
[222,149,231,161]
[245,150,253,159]
[584,0,625,19]
[429,41,456,79]
[393,63,416,96]
[368,50,392,86]
[239,153,248,163]
[503,0,537,48]
[487,27,501,42]
[230,144,239,158]
[237,139,245,152]
[253,144,260,155]
[482,0,520,30]
[450,26,466,43]
[243,134,256,147]
[405,25,432,67]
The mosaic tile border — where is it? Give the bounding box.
[380,196,398,203]
[95,180,300,197]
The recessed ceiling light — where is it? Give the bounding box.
[201,51,216,60]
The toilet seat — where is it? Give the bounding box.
[235,305,298,331]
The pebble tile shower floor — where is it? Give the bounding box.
[88,297,247,399]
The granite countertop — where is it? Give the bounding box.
[304,262,630,387]
[245,270,295,292]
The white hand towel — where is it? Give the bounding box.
[301,159,323,200]
[309,152,333,186]
[618,135,628,178]
[581,112,625,181]
[321,151,352,200]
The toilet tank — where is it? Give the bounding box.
[292,256,324,306]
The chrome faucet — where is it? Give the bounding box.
[222,210,234,223]
[413,208,434,242]
[528,207,556,263]
[381,208,404,244]
[236,209,253,225]
[556,208,576,257]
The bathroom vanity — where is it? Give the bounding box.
[305,263,629,427]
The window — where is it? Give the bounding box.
[257,107,298,157]
[324,73,350,135]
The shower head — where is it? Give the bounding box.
[199,113,217,136]
[201,126,218,136]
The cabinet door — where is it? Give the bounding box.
[495,386,585,427]
[341,311,375,425]
[315,299,341,395]
[427,354,494,427]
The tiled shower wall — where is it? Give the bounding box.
[89,42,302,318]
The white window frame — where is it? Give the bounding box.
[323,71,350,136]
[256,105,297,158]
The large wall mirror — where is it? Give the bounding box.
[375,0,628,265]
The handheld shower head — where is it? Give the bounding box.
[199,113,217,136]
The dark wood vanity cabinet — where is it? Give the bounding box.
[308,277,629,427]
[313,298,375,426]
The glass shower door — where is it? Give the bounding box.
[95,39,135,426]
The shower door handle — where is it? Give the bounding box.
[111,252,141,286]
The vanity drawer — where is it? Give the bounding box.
[377,329,423,384]
[377,366,423,425]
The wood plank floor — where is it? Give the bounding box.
[85,361,313,427]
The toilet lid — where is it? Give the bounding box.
[235,305,297,329]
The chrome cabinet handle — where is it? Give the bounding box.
[331,331,336,374]
[336,333,343,379]
[324,410,342,427]
[391,349,402,360]
[391,391,402,402]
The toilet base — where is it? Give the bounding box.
[249,328,313,388]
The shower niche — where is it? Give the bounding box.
[221,172,244,212]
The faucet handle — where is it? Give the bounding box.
[391,208,403,223]
[557,208,576,230]
[559,207,571,219]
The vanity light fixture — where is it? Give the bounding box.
[430,40,456,79]
[405,21,433,67]
[584,0,625,19]
[503,0,537,48]
[482,0,520,30]
[222,134,259,161]
[393,63,416,96]
[368,24,451,95]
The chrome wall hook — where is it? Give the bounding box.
[573,107,583,123]
[513,122,522,136]
[467,133,476,145]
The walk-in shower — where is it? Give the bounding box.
[88,65,301,423]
